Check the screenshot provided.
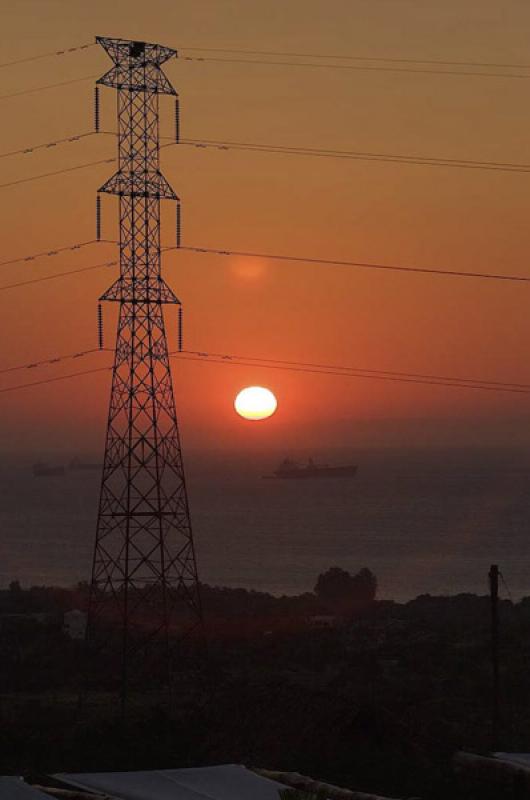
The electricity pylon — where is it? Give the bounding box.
[86,36,202,705]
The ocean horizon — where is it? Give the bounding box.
[1,445,529,602]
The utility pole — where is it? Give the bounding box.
[86,36,203,708]
[489,564,500,750]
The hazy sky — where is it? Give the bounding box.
[2,1,530,456]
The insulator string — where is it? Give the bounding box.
[175,96,180,143]
[176,202,181,248]
[96,194,101,241]
[94,86,100,132]
[178,306,183,351]
[97,303,104,350]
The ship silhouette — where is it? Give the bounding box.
[33,462,65,478]
[69,457,101,472]
[263,458,358,480]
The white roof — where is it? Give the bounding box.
[0,779,54,800]
[494,752,530,769]
[54,765,286,800]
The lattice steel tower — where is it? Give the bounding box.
[86,36,202,701]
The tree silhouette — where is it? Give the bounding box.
[314,566,377,614]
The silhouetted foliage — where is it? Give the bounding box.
[4,575,530,799]
[314,566,377,614]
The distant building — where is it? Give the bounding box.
[63,609,87,640]
[0,612,58,633]
[307,614,338,629]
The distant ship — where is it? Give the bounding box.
[68,457,101,472]
[33,462,65,478]
[263,458,358,480]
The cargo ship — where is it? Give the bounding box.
[263,458,358,480]
[33,462,65,478]
[68,457,101,472]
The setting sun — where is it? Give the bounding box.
[234,386,278,421]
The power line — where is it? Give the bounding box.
[5,38,524,75]
[182,55,530,81]
[0,240,99,269]
[0,141,178,189]
[177,137,530,175]
[178,245,530,284]
[0,131,96,160]
[1,241,529,288]
[173,352,530,395]
[7,128,530,177]
[4,130,530,176]
[2,347,530,396]
[0,74,97,102]
[0,365,112,395]
[0,156,114,190]
[180,349,530,390]
[0,348,101,376]
[2,139,526,197]
[0,42,95,70]
[179,45,530,71]
[2,235,529,287]
[0,47,526,111]
[0,259,116,292]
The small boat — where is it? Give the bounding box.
[68,457,101,471]
[33,462,65,478]
[263,458,358,480]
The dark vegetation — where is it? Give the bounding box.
[0,568,526,800]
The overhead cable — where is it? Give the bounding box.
[0,240,99,269]
[4,130,530,180]
[0,348,101,376]
[0,156,114,189]
[177,245,530,284]
[1,240,529,288]
[0,259,116,292]
[179,45,530,71]
[0,42,95,70]
[173,352,530,394]
[2,348,530,396]
[180,349,530,390]
[177,137,530,175]
[0,131,96,160]
[182,55,530,81]
[0,74,98,102]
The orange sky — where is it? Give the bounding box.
[2,0,530,458]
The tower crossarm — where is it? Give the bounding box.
[97,36,179,304]
[96,36,178,94]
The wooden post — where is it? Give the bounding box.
[489,563,500,751]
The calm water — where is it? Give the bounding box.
[1,448,530,601]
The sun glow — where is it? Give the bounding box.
[234,386,278,421]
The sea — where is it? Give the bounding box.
[1,447,530,602]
